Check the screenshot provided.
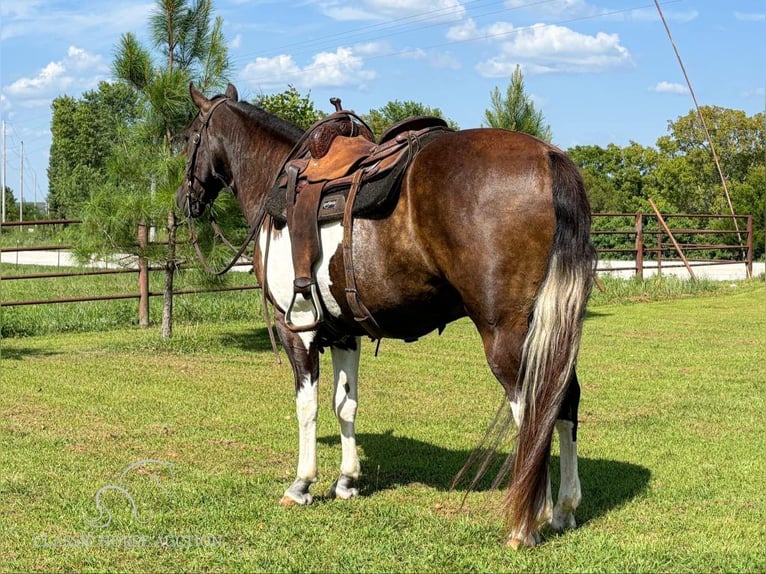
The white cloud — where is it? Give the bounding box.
[473,23,632,77]
[650,81,689,95]
[400,48,461,70]
[240,47,376,90]
[229,34,242,50]
[734,11,766,22]
[0,1,153,41]
[5,46,108,98]
[503,0,698,22]
[316,0,465,22]
[504,0,598,19]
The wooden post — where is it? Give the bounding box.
[137,222,150,327]
[635,212,644,280]
[161,211,176,340]
[648,198,697,281]
[745,215,753,278]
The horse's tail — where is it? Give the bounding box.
[504,149,596,541]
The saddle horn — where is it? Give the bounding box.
[330,97,343,112]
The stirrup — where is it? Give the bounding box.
[285,278,323,332]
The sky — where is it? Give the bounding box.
[1,0,764,208]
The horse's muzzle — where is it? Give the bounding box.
[176,185,204,218]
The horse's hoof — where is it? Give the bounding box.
[551,507,577,532]
[280,479,314,506]
[506,530,540,549]
[328,475,358,500]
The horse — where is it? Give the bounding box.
[176,83,596,548]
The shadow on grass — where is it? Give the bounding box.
[219,327,282,354]
[1,347,61,361]
[321,430,650,525]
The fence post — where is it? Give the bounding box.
[635,212,644,279]
[137,222,150,327]
[161,211,176,340]
[745,215,753,278]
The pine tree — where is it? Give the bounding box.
[484,65,552,142]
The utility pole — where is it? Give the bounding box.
[1,120,6,223]
[19,140,24,222]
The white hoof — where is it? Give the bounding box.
[329,475,359,500]
[551,506,577,531]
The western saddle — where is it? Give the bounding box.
[266,99,452,336]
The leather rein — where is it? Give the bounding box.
[184,97,261,276]
[183,97,281,363]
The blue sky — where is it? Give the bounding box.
[1,0,764,206]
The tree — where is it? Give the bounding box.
[78,0,231,337]
[48,82,140,217]
[363,100,459,140]
[484,65,552,142]
[254,86,324,131]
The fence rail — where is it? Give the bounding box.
[1,213,755,315]
[0,219,255,315]
[592,212,753,279]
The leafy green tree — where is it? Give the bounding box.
[363,100,459,140]
[78,0,231,335]
[47,82,140,217]
[484,65,552,141]
[254,86,324,131]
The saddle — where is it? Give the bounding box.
[266,99,451,335]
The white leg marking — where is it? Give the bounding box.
[295,376,318,483]
[331,342,361,480]
[552,419,581,531]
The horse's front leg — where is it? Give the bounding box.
[275,313,320,506]
[328,340,362,500]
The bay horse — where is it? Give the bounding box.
[176,83,596,548]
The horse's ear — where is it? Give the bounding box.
[189,83,212,114]
[225,83,239,102]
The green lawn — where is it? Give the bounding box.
[1,280,764,572]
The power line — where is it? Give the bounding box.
[229,0,558,65]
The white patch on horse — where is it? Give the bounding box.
[331,343,361,480]
[259,222,343,335]
[552,419,581,530]
[295,376,318,483]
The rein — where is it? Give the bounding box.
[187,213,259,276]
[183,94,282,363]
[184,96,256,276]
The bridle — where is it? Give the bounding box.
[183,96,261,276]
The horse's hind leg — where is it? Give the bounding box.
[479,322,548,546]
[328,340,362,500]
[552,369,582,531]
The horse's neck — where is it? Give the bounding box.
[226,108,296,229]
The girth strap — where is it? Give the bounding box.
[342,169,383,340]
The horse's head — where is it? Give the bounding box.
[176,83,239,218]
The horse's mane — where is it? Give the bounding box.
[218,96,304,144]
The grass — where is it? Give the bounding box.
[1,278,764,572]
